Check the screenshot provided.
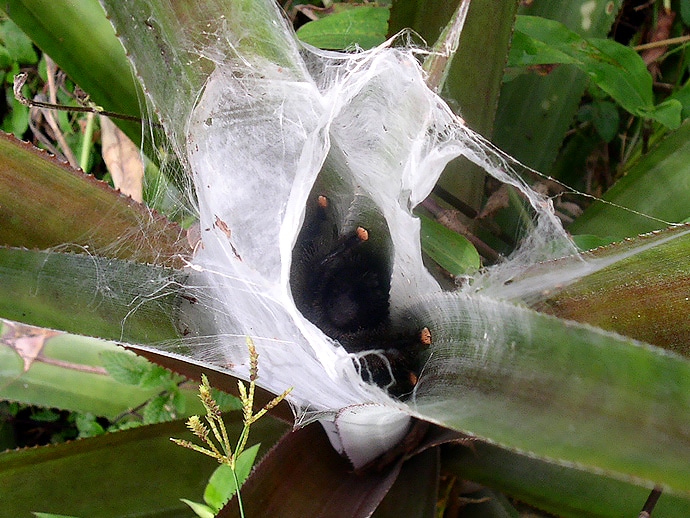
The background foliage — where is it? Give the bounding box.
[0,0,689,516]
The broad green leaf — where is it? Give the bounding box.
[494,0,623,173]
[0,319,208,419]
[570,120,690,238]
[419,214,480,276]
[0,414,287,518]
[4,0,143,145]
[0,248,184,343]
[204,444,261,510]
[444,440,690,517]
[296,6,390,50]
[100,0,307,148]
[0,133,189,267]
[509,16,681,128]
[410,294,690,495]
[101,349,163,386]
[527,225,690,354]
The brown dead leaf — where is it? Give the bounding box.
[100,115,144,203]
[214,215,242,260]
[478,184,510,219]
[641,9,675,78]
[1,321,60,371]
[214,215,233,239]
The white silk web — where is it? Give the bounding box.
[109,0,592,467]
[171,36,581,461]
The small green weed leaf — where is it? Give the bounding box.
[296,6,390,50]
[100,349,152,385]
[639,98,683,129]
[0,18,38,64]
[419,214,481,276]
[510,16,680,129]
[75,413,105,438]
[139,364,176,389]
[142,393,176,424]
[204,443,261,511]
[668,80,690,120]
[180,499,215,518]
[101,350,178,390]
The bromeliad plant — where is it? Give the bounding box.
[1,0,690,517]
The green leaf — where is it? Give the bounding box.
[509,16,680,129]
[0,415,287,517]
[410,294,690,495]
[445,439,690,517]
[640,98,684,128]
[210,389,243,412]
[681,0,690,25]
[31,408,61,422]
[507,28,578,67]
[0,133,189,268]
[494,1,623,173]
[296,6,390,50]
[578,100,619,143]
[0,320,203,419]
[139,364,177,389]
[570,121,690,238]
[180,499,215,518]
[4,0,143,145]
[419,214,480,276]
[0,248,184,344]
[526,225,690,354]
[204,444,261,511]
[0,95,29,137]
[0,17,38,64]
[100,349,154,385]
[75,413,105,438]
[142,393,176,424]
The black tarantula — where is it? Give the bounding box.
[290,192,430,398]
